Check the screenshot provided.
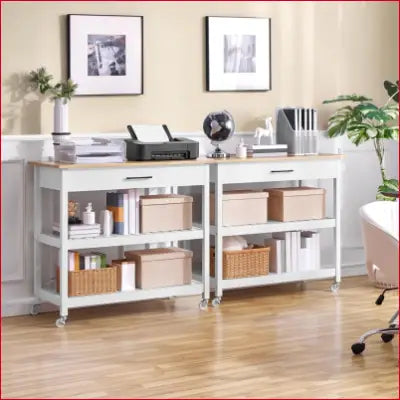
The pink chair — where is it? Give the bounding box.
[351,201,399,355]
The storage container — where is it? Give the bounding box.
[210,190,269,226]
[112,259,136,291]
[265,187,325,222]
[210,245,270,279]
[140,194,193,233]
[125,247,192,289]
[56,266,118,296]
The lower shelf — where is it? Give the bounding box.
[210,268,336,290]
[39,280,203,308]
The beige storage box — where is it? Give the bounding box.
[125,247,192,289]
[140,194,193,233]
[266,187,325,222]
[211,190,269,226]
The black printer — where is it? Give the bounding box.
[125,125,199,161]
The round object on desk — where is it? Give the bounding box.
[203,110,235,158]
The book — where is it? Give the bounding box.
[248,152,288,158]
[68,251,75,272]
[301,231,320,270]
[74,252,80,271]
[273,232,291,273]
[135,190,141,234]
[249,144,288,151]
[69,233,100,239]
[107,192,124,234]
[122,192,129,235]
[128,189,136,235]
[300,234,313,270]
[265,238,283,274]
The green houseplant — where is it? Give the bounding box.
[323,81,399,200]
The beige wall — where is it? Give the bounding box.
[1,1,398,135]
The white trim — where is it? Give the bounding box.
[1,131,255,141]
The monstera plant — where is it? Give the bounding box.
[323,81,399,201]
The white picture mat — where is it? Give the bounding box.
[69,15,142,95]
[208,17,271,91]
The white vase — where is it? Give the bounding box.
[53,98,69,133]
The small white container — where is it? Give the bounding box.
[100,210,113,236]
[236,139,247,158]
[83,202,96,225]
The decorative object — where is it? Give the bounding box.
[254,116,274,145]
[323,80,399,201]
[29,66,78,160]
[82,202,96,225]
[68,200,81,224]
[68,14,143,95]
[202,110,235,158]
[205,16,271,91]
[100,210,113,237]
[235,138,247,158]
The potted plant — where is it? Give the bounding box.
[29,67,77,135]
[323,81,399,201]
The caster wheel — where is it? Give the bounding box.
[212,297,221,307]
[351,342,365,355]
[55,316,67,328]
[199,299,208,311]
[330,283,340,293]
[381,333,394,343]
[30,304,40,316]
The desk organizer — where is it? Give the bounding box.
[276,107,319,155]
[140,194,193,233]
[125,248,192,289]
[211,191,269,226]
[266,187,325,222]
[56,266,118,297]
[210,245,270,279]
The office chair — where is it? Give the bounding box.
[351,200,399,355]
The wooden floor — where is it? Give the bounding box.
[2,276,398,399]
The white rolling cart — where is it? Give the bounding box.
[209,154,343,307]
[30,160,210,327]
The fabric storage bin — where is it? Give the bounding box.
[125,247,192,289]
[210,190,269,226]
[56,266,118,296]
[140,194,193,233]
[210,245,270,279]
[265,187,325,222]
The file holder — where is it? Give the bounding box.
[276,108,319,155]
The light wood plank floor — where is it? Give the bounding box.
[2,276,398,399]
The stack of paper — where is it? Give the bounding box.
[57,138,126,163]
[53,223,101,239]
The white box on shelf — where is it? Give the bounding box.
[272,232,291,273]
[264,238,284,274]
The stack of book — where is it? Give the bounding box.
[106,189,141,235]
[265,231,320,274]
[67,251,107,271]
[53,223,101,239]
[248,144,288,157]
[58,138,125,164]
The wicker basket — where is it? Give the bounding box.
[56,266,118,296]
[210,245,270,279]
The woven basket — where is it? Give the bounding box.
[210,245,270,279]
[56,266,118,296]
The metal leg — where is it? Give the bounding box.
[200,171,210,310]
[389,310,399,325]
[213,167,223,306]
[359,327,398,343]
[58,175,69,327]
[33,167,42,306]
[333,176,342,286]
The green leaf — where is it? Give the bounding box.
[377,178,398,201]
[355,103,389,122]
[347,127,370,146]
[381,103,399,120]
[323,94,372,104]
[384,80,399,103]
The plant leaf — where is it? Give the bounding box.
[384,80,399,103]
[323,94,372,104]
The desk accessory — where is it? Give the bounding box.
[236,139,247,158]
[203,110,235,158]
[83,203,96,225]
[68,200,81,224]
[254,117,274,145]
[276,107,319,155]
[125,125,199,161]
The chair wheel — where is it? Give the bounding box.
[351,342,365,355]
[381,333,394,343]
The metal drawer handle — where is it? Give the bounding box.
[125,176,153,180]
[270,169,294,173]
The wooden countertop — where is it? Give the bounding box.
[29,154,343,169]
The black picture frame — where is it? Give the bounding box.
[67,14,144,96]
[205,16,272,92]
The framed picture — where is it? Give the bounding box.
[68,14,143,96]
[206,17,271,92]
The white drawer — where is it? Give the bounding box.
[213,159,340,184]
[61,164,208,192]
